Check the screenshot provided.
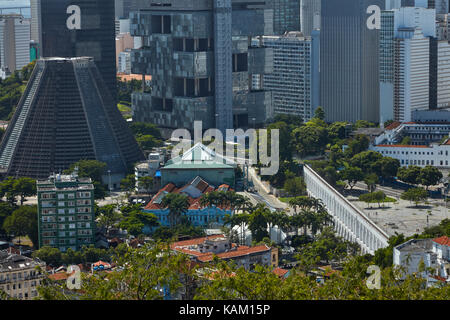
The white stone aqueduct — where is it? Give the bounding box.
[303,165,389,255]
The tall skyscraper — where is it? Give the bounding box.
[36,0,117,99]
[320,0,384,123]
[0,57,144,185]
[263,31,320,121]
[300,0,320,37]
[272,0,301,34]
[379,7,435,122]
[0,14,30,78]
[130,0,274,133]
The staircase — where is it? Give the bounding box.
[0,64,44,168]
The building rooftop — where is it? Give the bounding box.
[0,251,44,272]
[375,144,431,148]
[171,235,272,263]
[433,236,450,246]
[163,142,236,170]
[144,176,231,211]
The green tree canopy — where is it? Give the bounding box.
[3,205,38,247]
[401,187,428,207]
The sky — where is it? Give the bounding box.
[0,0,30,18]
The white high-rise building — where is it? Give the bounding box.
[263,31,320,121]
[0,14,30,78]
[380,7,435,124]
[394,28,430,122]
[118,50,131,74]
[437,41,450,108]
[300,0,320,37]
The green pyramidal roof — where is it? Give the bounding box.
[164,142,236,169]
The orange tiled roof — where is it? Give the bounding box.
[385,121,402,130]
[144,180,231,211]
[433,236,450,246]
[272,267,289,277]
[117,73,151,82]
[170,234,226,249]
[48,271,75,281]
[93,260,111,268]
[171,236,271,262]
[196,245,271,262]
[431,275,447,282]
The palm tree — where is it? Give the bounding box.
[160,193,190,227]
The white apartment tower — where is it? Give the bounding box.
[0,14,30,78]
[263,31,320,121]
[380,7,435,123]
[394,28,430,121]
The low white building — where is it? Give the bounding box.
[134,153,163,193]
[393,236,450,285]
[370,138,450,168]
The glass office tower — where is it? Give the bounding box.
[38,0,117,98]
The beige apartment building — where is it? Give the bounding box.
[0,249,46,300]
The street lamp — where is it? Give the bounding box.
[252,117,256,129]
[107,170,112,193]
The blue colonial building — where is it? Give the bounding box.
[142,176,233,229]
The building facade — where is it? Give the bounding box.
[380,7,435,123]
[143,177,233,229]
[370,139,450,168]
[394,236,450,284]
[271,0,301,35]
[37,0,117,98]
[320,0,384,123]
[0,250,45,300]
[0,57,144,184]
[37,172,95,252]
[160,142,236,187]
[0,14,30,78]
[300,0,320,37]
[170,234,278,270]
[118,50,132,74]
[129,0,274,132]
[263,31,320,121]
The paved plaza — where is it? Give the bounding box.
[347,188,449,237]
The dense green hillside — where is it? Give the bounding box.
[0,61,36,121]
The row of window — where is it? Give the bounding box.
[41,207,92,216]
[402,159,449,166]
[40,192,91,199]
[42,236,93,246]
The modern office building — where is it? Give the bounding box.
[36,0,117,99]
[320,0,384,123]
[0,14,30,78]
[436,40,450,109]
[37,171,95,252]
[380,7,435,123]
[300,0,320,37]
[129,0,274,133]
[263,31,320,121]
[0,57,144,186]
[272,0,301,34]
